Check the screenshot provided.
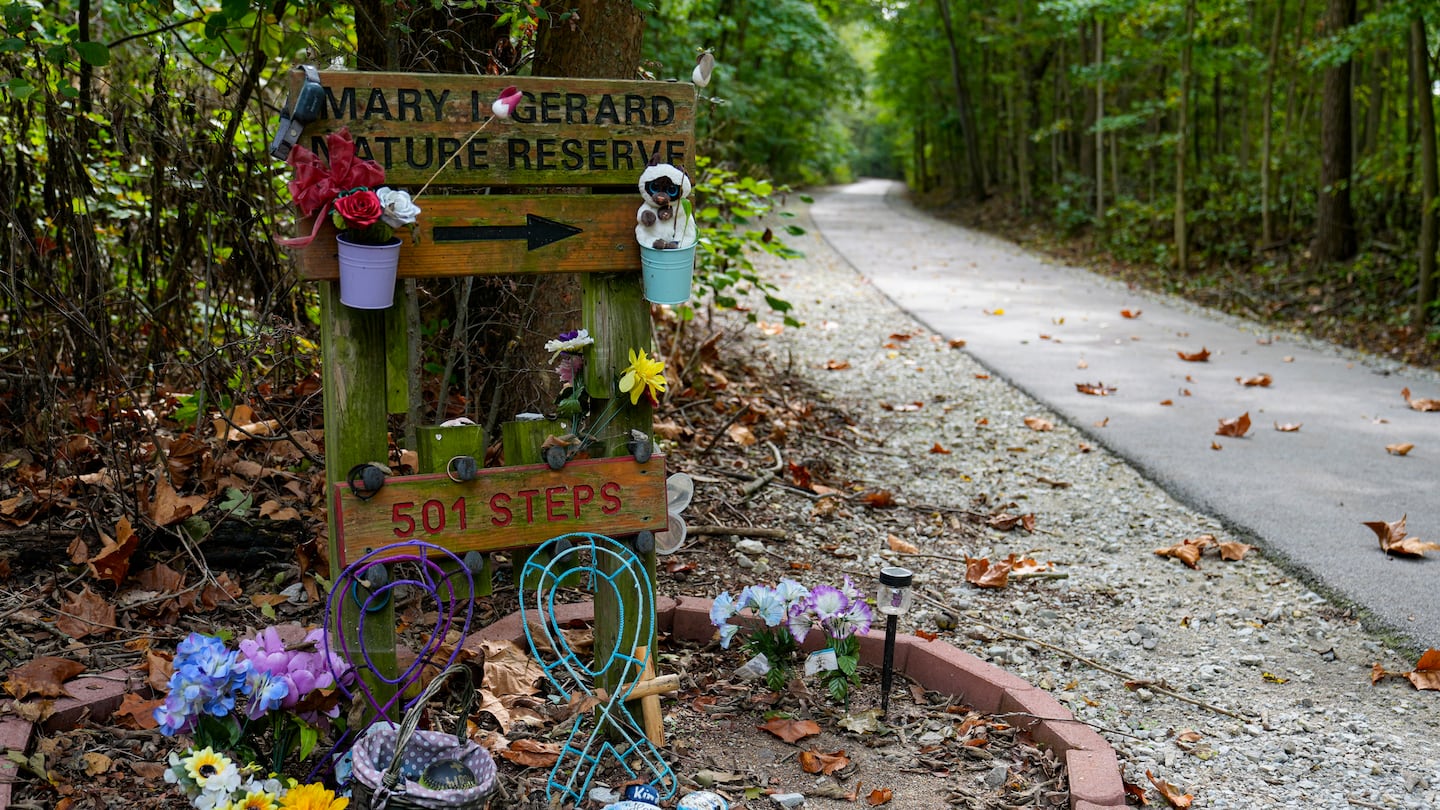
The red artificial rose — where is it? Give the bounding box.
[333,190,383,230]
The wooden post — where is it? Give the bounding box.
[581,272,656,710]
[501,417,567,588]
[320,284,397,707]
[415,423,489,598]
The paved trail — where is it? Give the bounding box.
[810,179,1440,649]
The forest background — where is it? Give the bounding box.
[2,0,1439,490]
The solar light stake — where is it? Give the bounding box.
[877,566,914,717]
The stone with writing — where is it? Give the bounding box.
[635,158,697,250]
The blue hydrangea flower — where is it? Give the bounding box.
[244,671,290,720]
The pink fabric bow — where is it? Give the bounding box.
[277,127,385,247]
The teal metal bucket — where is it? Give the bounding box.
[639,243,696,305]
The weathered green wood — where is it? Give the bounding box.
[501,418,566,589]
[415,423,490,598]
[383,282,407,415]
[581,273,657,709]
[500,418,567,466]
[320,282,397,706]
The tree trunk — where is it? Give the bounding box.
[1314,0,1358,261]
[934,0,987,201]
[1411,16,1437,323]
[1175,0,1195,271]
[1095,15,1105,223]
[1261,0,1285,246]
[533,0,644,78]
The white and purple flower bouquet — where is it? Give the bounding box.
[711,577,874,701]
[154,627,351,809]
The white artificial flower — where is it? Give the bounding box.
[543,329,594,361]
[377,187,422,227]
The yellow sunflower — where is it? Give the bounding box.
[277,783,348,810]
[618,347,667,406]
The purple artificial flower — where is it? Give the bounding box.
[807,585,848,620]
[786,604,814,645]
[556,353,584,387]
[840,575,864,604]
[239,626,349,723]
[825,598,874,640]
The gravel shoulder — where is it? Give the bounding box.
[698,200,1440,809]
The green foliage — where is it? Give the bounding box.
[645,0,864,183]
[690,156,804,326]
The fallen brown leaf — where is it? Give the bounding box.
[1362,515,1440,557]
[2,656,86,699]
[55,586,115,638]
[758,717,822,744]
[1121,309,1142,319]
[965,556,1015,589]
[887,534,919,554]
[1215,412,1251,437]
[799,749,851,775]
[1217,541,1254,561]
[1124,781,1152,805]
[1023,416,1054,432]
[1177,347,1210,362]
[498,738,560,767]
[1273,422,1302,432]
[1076,381,1117,396]
[860,491,896,508]
[866,788,894,806]
[1237,373,1273,387]
[148,475,209,527]
[1385,443,1415,456]
[90,516,139,586]
[825,360,851,370]
[1146,770,1193,808]
[928,442,951,455]
[1405,649,1440,690]
[113,692,162,730]
[1401,387,1440,411]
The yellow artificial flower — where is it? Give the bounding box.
[228,790,281,810]
[617,347,667,406]
[183,747,240,793]
[277,783,349,810]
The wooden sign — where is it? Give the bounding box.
[295,194,640,280]
[285,70,696,279]
[332,455,668,565]
[294,71,697,188]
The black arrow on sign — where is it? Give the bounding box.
[432,214,583,250]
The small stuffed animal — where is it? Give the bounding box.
[635,159,697,250]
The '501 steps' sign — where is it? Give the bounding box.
[294,70,697,189]
[331,455,668,565]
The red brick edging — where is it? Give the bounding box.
[471,596,1126,810]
